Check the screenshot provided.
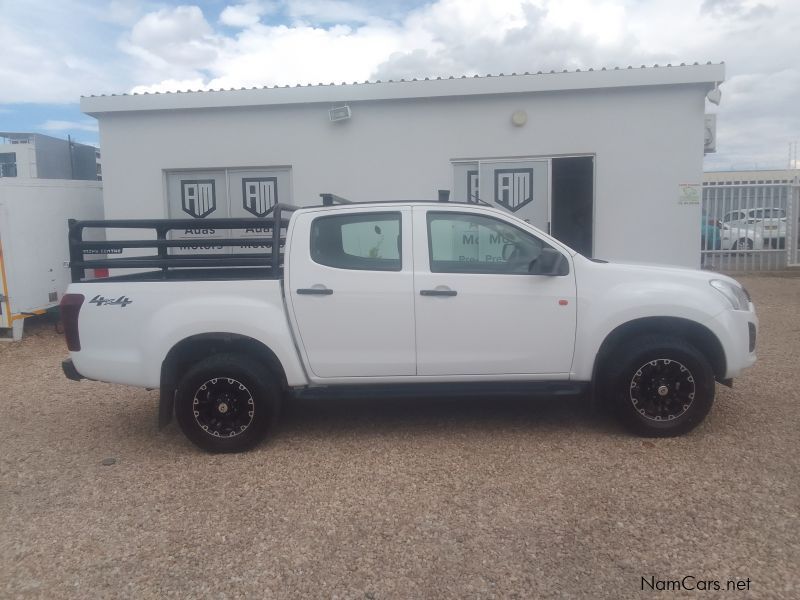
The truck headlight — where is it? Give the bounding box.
[710,279,750,311]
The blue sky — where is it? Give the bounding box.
[1,0,798,169]
[0,104,99,146]
[0,0,432,146]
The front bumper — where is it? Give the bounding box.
[711,305,758,380]
[62,358,84,382]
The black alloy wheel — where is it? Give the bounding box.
[629,358,696,422]
[192,377,255,438]
[175,353,280,453]
[606,336,715,437]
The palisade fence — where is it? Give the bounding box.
[701,179,800,271]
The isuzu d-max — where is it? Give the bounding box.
[60,198,758,452]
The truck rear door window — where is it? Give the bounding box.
[310,212,402,271]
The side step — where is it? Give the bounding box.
[293,381,589,401]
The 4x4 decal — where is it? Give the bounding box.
[89,295,132,307]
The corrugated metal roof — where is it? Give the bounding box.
[81,62,725,115]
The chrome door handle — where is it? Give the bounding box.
[296,288,333,295]
[420,289,457,297]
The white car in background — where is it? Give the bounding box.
[723,208,787,249]
[719,222,765,252]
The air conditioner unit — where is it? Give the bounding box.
[329,105,352,122]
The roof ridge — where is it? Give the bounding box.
[82,61,724,98]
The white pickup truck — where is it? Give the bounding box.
[60,198,758,452]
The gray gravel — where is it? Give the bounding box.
[1,275,798,599]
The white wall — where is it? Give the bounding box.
[96,84,706,267]
[0,179,103,324]
[0,143,36,178]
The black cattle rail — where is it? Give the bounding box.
[67,203,300,283]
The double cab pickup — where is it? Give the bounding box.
[60,199,758,452]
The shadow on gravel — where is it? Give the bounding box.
[277,393,620,438]
[115,390,622,452]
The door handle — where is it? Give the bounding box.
[296,288,333,295]
[420,289,457,297]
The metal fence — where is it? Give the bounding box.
[701,180,800,271]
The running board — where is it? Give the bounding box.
[293,381,589,401]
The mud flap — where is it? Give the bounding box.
[158,387,175,429]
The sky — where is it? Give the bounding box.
[0,0,797,170]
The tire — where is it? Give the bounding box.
[175,353,280,453]
[603,336,715,437]
[733,238,753,251]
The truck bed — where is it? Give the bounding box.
[67,206,298,283]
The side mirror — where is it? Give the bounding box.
[529,249,569,276]
[504,242,541,262]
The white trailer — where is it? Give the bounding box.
[0,179,103,340]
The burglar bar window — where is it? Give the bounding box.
[0,152,17,177]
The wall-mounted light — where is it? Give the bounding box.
[329,105,352,122]
[706,84,721,106]
[511,110,528,127]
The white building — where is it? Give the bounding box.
[0,133,103,340]
[81,62,725,268]
[0,132,98,181]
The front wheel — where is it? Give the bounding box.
[175,354,280,453]
[605,336,715,437]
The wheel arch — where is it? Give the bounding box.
[592,316,727,386]
[158,333,288,428]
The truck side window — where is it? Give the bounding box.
[427,212,558,274]
[310,212,402,271]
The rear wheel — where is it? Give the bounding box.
[175,353,280,453]
[604,336,715,437]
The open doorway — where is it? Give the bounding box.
[551,156,594,257]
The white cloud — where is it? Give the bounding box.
[0,0,131,102]
[131,78,212,94]
[125,5,219,69]
[102,0,146,26]
[372,0,649,81]
[39,120,100,133]
[220,2,279,27]
[285,0,376,24]
[0,1,797,169]
[131,17,407,93]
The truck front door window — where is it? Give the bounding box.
[427,212,555,274]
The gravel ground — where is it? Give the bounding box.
[1,275,798,599]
